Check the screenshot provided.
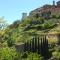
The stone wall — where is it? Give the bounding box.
[15,43,25,52]
[29,4,60,17]
[46,33,59,44]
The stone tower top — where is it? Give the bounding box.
[53,0,55,5]
[22,13,27,20]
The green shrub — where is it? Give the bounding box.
[52,51,60,60]
[0,47,18,60]
[57,15,60,19]
[51,15,57,18]
[27,52,44,60]
[7,39,15,47]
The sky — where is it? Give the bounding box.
[0,0,59,24]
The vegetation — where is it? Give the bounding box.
[0,13,60,60]
[0,47,18,60]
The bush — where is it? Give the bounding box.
[7,39,15,47]
[51,15,57,18]
[52,51,60,60]
[21,52,44,60]
[57,15,60,19]
[27,52,44,60]
[0,47,18,60]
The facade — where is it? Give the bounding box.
[57,1,60,6]
[29,1,60,18]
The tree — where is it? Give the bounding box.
[0,17,8,43]
[0,17,7,30]
[9,20,20,29]
[7,38,15,47]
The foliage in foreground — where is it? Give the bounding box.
[0,47,18,60]
[0,47,44,60]
[52,46,60,60]
[0,14,60,60]
[21,52,44,60]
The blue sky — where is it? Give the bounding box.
[0,0,59,24]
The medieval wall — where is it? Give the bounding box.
[30,4,60,17]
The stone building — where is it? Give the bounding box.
[22,13,27,20]
[29,1,60,18]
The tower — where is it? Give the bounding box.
[22,13,27,20]
[53,0,55,6]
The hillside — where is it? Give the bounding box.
[4,15,60,44]
[1,10,60,60]
[1,1,60,60]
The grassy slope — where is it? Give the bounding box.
[6,17,60,44]
[19,18,60,44]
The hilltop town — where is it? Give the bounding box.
[29,1,60,18]
[1,1,60,60]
